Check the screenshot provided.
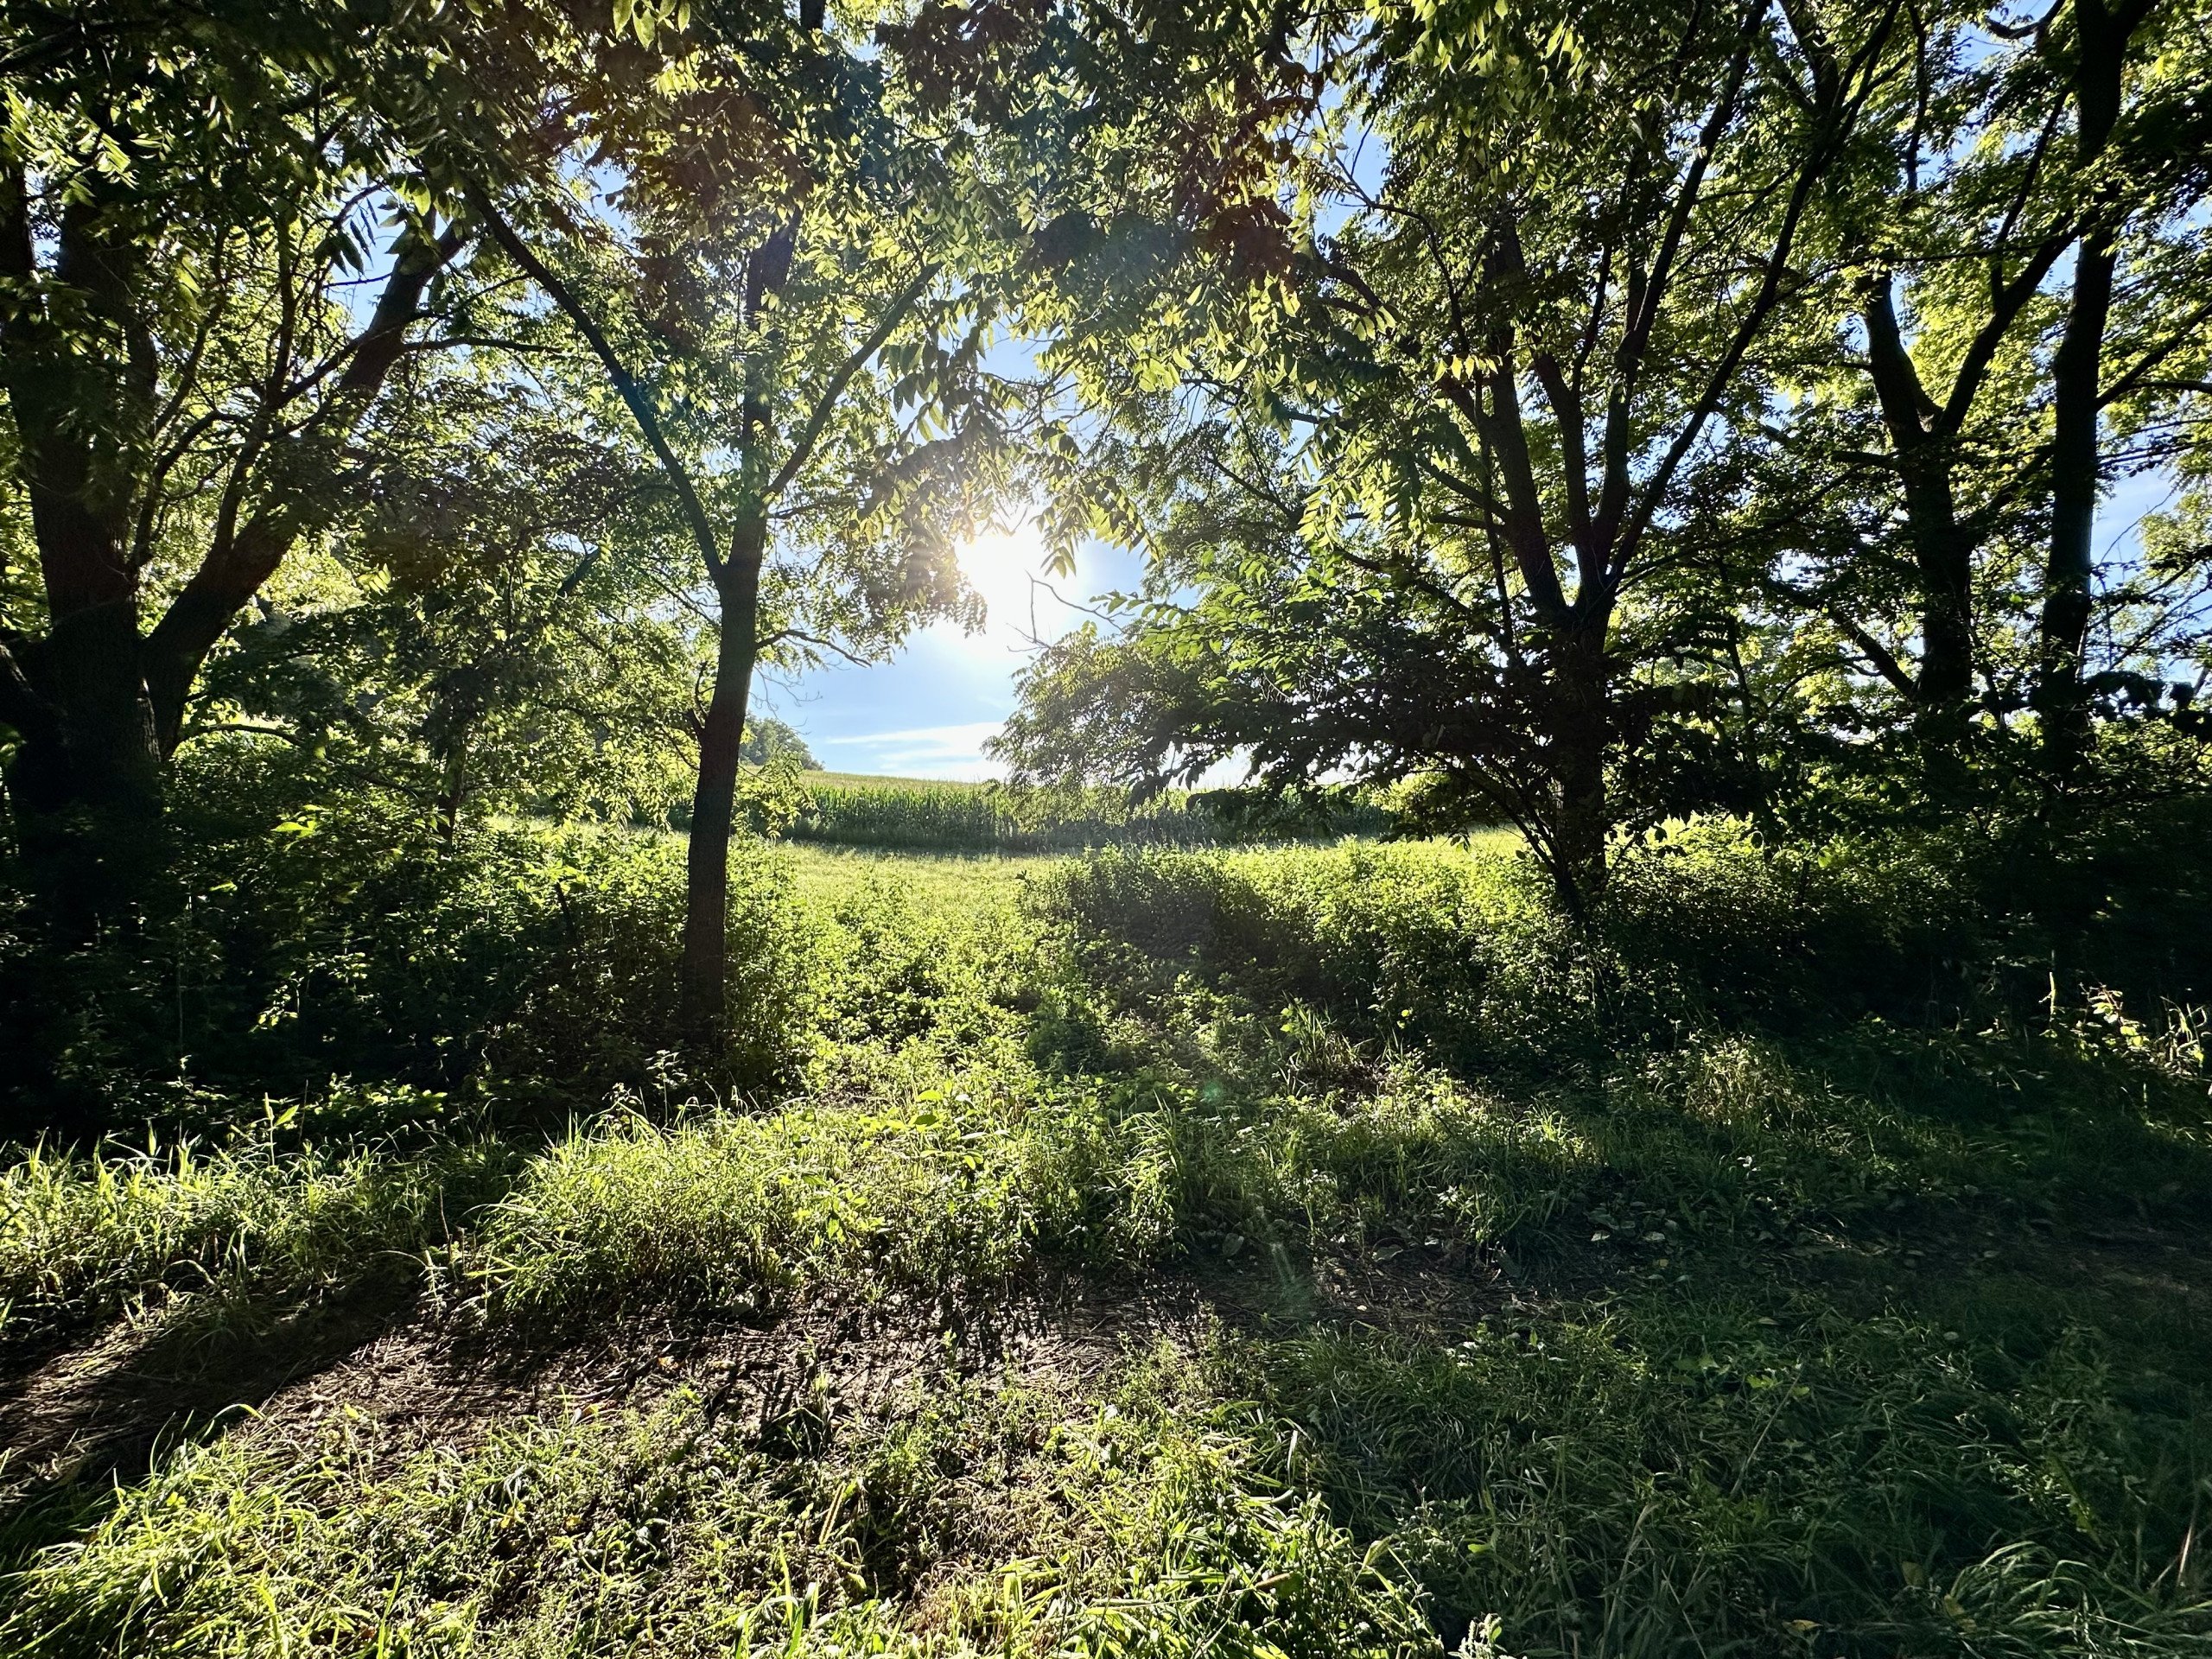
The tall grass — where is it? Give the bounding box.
[5,818,2209,1657]
[464,1096,1137,1319]
[0,1123,511,1336]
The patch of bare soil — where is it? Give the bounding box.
[0,1278,420,1525]
[0,1274,1192,1529]
[0,1241,1523,1579]
[251,1275,1220,1470]
[1192,1236,1526,1337]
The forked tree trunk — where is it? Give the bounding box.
[678,526,765,1040]
[0,197,459,917]
[1860,275,1977,741]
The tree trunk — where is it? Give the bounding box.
[2038,227,2114,776]
[1898,455,1975,724]
[678,524,765,1042]
[1,606,163,938]
[1,175,164,925]
[2036,0,2133,779]
[1861,276,1976,729]
[1547,613,1611,918]
[435,718,474,847]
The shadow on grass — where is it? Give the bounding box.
[0,1142,531,1573]
[0,1270,426,1572]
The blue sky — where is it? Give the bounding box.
[752,528,1147,779]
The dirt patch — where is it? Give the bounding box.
[1,1240,1524,1573]
[251,1277,1210,1465]
[1189,1236,1525,1338]
[0,1279,419,1529]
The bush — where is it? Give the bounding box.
[0,762,815,1135]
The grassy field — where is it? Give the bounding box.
[2,830,2208,1656]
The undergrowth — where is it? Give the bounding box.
[1,824,2207,1656]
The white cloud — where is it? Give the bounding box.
[817,721,1007,779]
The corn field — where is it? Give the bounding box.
[785,772,1388,852]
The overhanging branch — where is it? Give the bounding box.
[465,180,726,582]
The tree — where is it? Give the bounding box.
[0,0,774,909]
[1753,0,2212,785]
[0,46,454,909]
[465,0,1028,1037]
[194,357,700,838]
[999,0,1909,909]
[742,719,818,771]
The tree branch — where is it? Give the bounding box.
[765,264,939,503]
[464,181,725,582]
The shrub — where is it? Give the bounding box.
[0,776,814,1134]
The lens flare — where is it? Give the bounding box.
[957,522,1048,639]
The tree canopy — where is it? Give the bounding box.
[990,0,2212,906]
[3,0,2209,995]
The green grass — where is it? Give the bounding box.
[778,839,1058,904]
[0,1341,1436,1658]
[462,1096,1124,1319]
[2,828,2208,1657]
[0,1127,512,1341]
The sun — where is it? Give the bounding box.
[957,521,1050,638]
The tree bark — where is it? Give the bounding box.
[2039,227,2114,774]
[1548,613,1611,919]
[1861,274,1976,721]
[0,172,164,916]
[678,522,765,1040]
[1,601,165,937]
